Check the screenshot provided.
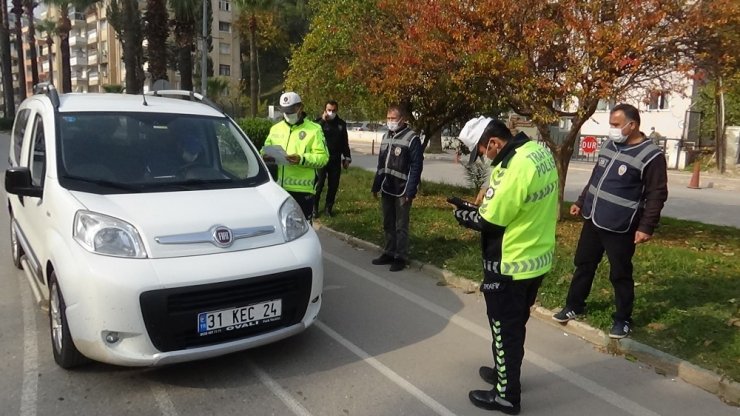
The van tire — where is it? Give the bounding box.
[49,272,88,368]
[10,217,23,270]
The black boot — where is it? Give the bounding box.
[324,205,334,217]
[468,390,520,414]
[313,204,321,219]
[372,254,394,265]
[389,258,406,272]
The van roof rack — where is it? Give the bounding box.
[146,89,222,113]
[33,82,60,110]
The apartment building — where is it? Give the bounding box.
[3,0,241,100]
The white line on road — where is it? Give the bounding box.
[324,252,662,416]
[19,277,38,416]
[149,383,180,416]
[246,360,314,416]
[315,321,458,416]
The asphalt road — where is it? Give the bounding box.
[0,132,738,415]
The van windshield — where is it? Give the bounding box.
[57,112,269,193]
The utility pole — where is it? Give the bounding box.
[200,0,207,95]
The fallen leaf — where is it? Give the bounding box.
[703,340,714,347]
[727,318,740,328]
[647,323,667,331]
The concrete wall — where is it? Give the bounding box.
[727,126,740,167]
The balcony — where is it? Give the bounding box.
[69,12,86,27]
[88,72,99,85]
[42,62,49,72]
[69,34,86,47]
[88,53,98,65]
[70,54,88,67]
[87,30,98,44]
[100,50,108,63]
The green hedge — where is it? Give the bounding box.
[237,117,274,150]
[0,117,13,131]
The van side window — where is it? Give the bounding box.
[28,115,46,187]
[11,109,31,166]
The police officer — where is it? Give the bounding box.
[370,104,424,272]
[454,117,558,414]
[263,92,329,221]
[314,100,351,218]
[553,103,668,339]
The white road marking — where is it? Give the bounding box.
[315,321,458,416]
[19,278,38,416]
[149,383,180,416]
[324,252,662,416]
[246,360,314,416]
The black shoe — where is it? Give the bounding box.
[609,320,632,339]
[468,390,520,415]
[552,306,582,323]
[372,254,394,265]
[389,259,406,272]
[479,366,496,385]
[324,207,334,217]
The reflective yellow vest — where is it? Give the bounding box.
[478,140,559,280]
[263,118,329,194]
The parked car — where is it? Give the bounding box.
[6,84,323,368]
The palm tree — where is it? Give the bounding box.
[23,0,39,86]
[10,0,27,99]
[1,0,16,116]
[143,0,169,83]
[108,0,144,93]
[169,0,198,91]
[35,18,56,85]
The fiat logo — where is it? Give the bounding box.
[212,226,233,247]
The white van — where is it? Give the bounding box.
[6,85,323,368]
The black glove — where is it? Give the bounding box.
[451,202,482,232]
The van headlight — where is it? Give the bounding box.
[279,198,309,242]
[73,211,148,258]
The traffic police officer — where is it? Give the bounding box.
[263,92,329,220]
[454,117,558,414]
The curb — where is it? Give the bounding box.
[316,225,740,406]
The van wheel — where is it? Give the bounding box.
[10,218,24,270]
[49,272,88,368]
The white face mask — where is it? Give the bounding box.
[387,121,400,131]
[608,127,628,143]
[284,112,299,124]
[326,111,336,120]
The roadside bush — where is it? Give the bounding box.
[0,117,13,131]
[102,84,124,93]
[237,117,274,150]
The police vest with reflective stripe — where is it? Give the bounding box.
[263,119,328,194]
[378,127,418,197]
[582,139,663,233]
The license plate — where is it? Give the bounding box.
[197,299,282,336]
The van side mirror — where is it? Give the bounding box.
[5,167,43,198]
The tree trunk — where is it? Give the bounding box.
[0,0,16,117]
[249,14,257,118]
[178,45,193,91]
[24,0,38,86]
[58,10,71,93]
[11,1,26,99]
[715,76,726,174]
[425,128,443,153]
[123,0,143,94]
[46,37,53,85]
